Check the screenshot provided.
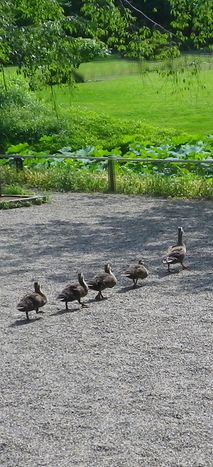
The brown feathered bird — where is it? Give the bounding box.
[57,273,88,310]
[88,263,117,300]
[163,226,187,273]
[17,282,47,321]
[123,260,149,287]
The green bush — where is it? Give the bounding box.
[0,78,65,151]
[58,107,201,152]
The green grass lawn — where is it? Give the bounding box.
[38,57,213,136]
[2,56,213,136]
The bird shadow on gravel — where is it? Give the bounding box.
[116,282,155,293]
[50,306,81,316]
[1,195,212,291]
[9,316,42,327]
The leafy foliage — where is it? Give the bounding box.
[169,0,213,49]
[1,0,212,90]
[1,119,212,199]
[0,77,65,149]
[1,0,111,89]
[82,0,179,59]
[2,136,213,179]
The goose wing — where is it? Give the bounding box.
[57,283,81,301]
[17,293,41,311]
[124,264,148,279]
[88,272,109,290]
[164,245,186,264]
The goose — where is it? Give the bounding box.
[163,226,187,273]
[57,272,88,310]
[123,260,149,287]
[17,282,47,321]
[88,263,117,300]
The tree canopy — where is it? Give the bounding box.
[0,0,212,88]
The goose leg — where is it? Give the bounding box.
[65,302,69,311]
[133,278,138,287]
[79,299,88,308]
[95,291,103,301]
[26,311,30,321]
[167,263,171,273]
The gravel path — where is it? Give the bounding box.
[0,193,212,467]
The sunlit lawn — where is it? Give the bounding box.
[3,56,213,135]
[41,59,213,135]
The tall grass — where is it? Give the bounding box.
[2,184,29,195]
[1,166,212,198]
[116,173,213,198]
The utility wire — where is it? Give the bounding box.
[122,0,181,41]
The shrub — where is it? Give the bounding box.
[63,107,200,152]
[0,77,65,151]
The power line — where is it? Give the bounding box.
[122,0,181,41]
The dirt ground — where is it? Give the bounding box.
[0,193,212,467]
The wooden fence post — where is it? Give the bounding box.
[108,158,116,193]
[13,156,24,171]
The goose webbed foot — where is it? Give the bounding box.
[95,292,104,301]
[95,294,101,301]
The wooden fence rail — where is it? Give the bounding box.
[0,153,213,193]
